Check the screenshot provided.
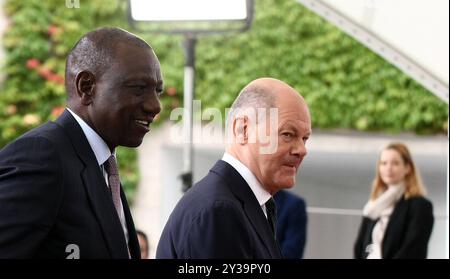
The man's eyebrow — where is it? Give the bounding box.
[279,122,312,136]
[280,124,296,130]
[121,75,161,84]
[279,122,300,130]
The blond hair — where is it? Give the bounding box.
[370,142,427,200]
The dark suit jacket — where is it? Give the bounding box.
[354,196,434,259]
[274,190,307,259]
[156,160,282,259]
[0,110,140,259]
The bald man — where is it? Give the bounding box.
[156,78,311,259]
[0,27,162,258]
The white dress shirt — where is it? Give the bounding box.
[222,152,272,218]
[67,108,129,247]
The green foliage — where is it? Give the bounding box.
[0,0,448,197]
[181,0,447,134]
[134,0,448,134]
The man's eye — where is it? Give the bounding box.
[281,132,293,140]
[127,84,147,90]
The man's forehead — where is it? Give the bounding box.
[120,72,162,82]
[114,43,156,62]
[111,47,161,77]
[279,119,311,132]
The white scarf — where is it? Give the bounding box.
[363,182,405,259]
[363,182,406,220]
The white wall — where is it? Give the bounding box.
[322,0,449,85]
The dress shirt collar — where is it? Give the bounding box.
[67,108,113,166]
[222,152,272,207]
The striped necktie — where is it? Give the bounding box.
[104,155,122,219]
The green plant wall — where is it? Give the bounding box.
[1,0,448,197]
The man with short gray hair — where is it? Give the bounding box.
[156,77,311,259]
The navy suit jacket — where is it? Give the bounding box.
[0,110,140,258]
[273,190,307,259]
[354,196,434,259]
[156,160,282,259]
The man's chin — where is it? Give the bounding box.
[122,138,144,148]
[284,183,296,189]
[274,178,296,190]
[282,177,296,188]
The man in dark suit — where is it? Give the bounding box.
[0,27,163,258]
[156,78,311,259]
[273,190,307,258]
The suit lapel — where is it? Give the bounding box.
[211,160,282,258]
[55,110,129,258]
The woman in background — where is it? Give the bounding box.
[354,142,434,259]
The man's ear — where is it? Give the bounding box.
[75,71,96,106]
[233,116,248,144]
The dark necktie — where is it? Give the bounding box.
[104,155,121,217]
[104,155,131,258]
[265,197,277,239]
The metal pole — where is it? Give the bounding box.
[180,35,196,192]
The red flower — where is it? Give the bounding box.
[38,67,52,79]
[55,75,65,85]
[166,87,177,96]
[48,74,65,85]
[5,105,17,115]
[29,59,64,85]
[48,25,59,36]
[26,58,40,69]
[51,106,65,118]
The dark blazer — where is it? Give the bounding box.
[156,160,282,259]
[354,196,434,259]
[0,110,140,259]
[274,190,307,259]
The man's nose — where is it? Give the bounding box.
[143,93,161,116]
[291,139,307,157]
